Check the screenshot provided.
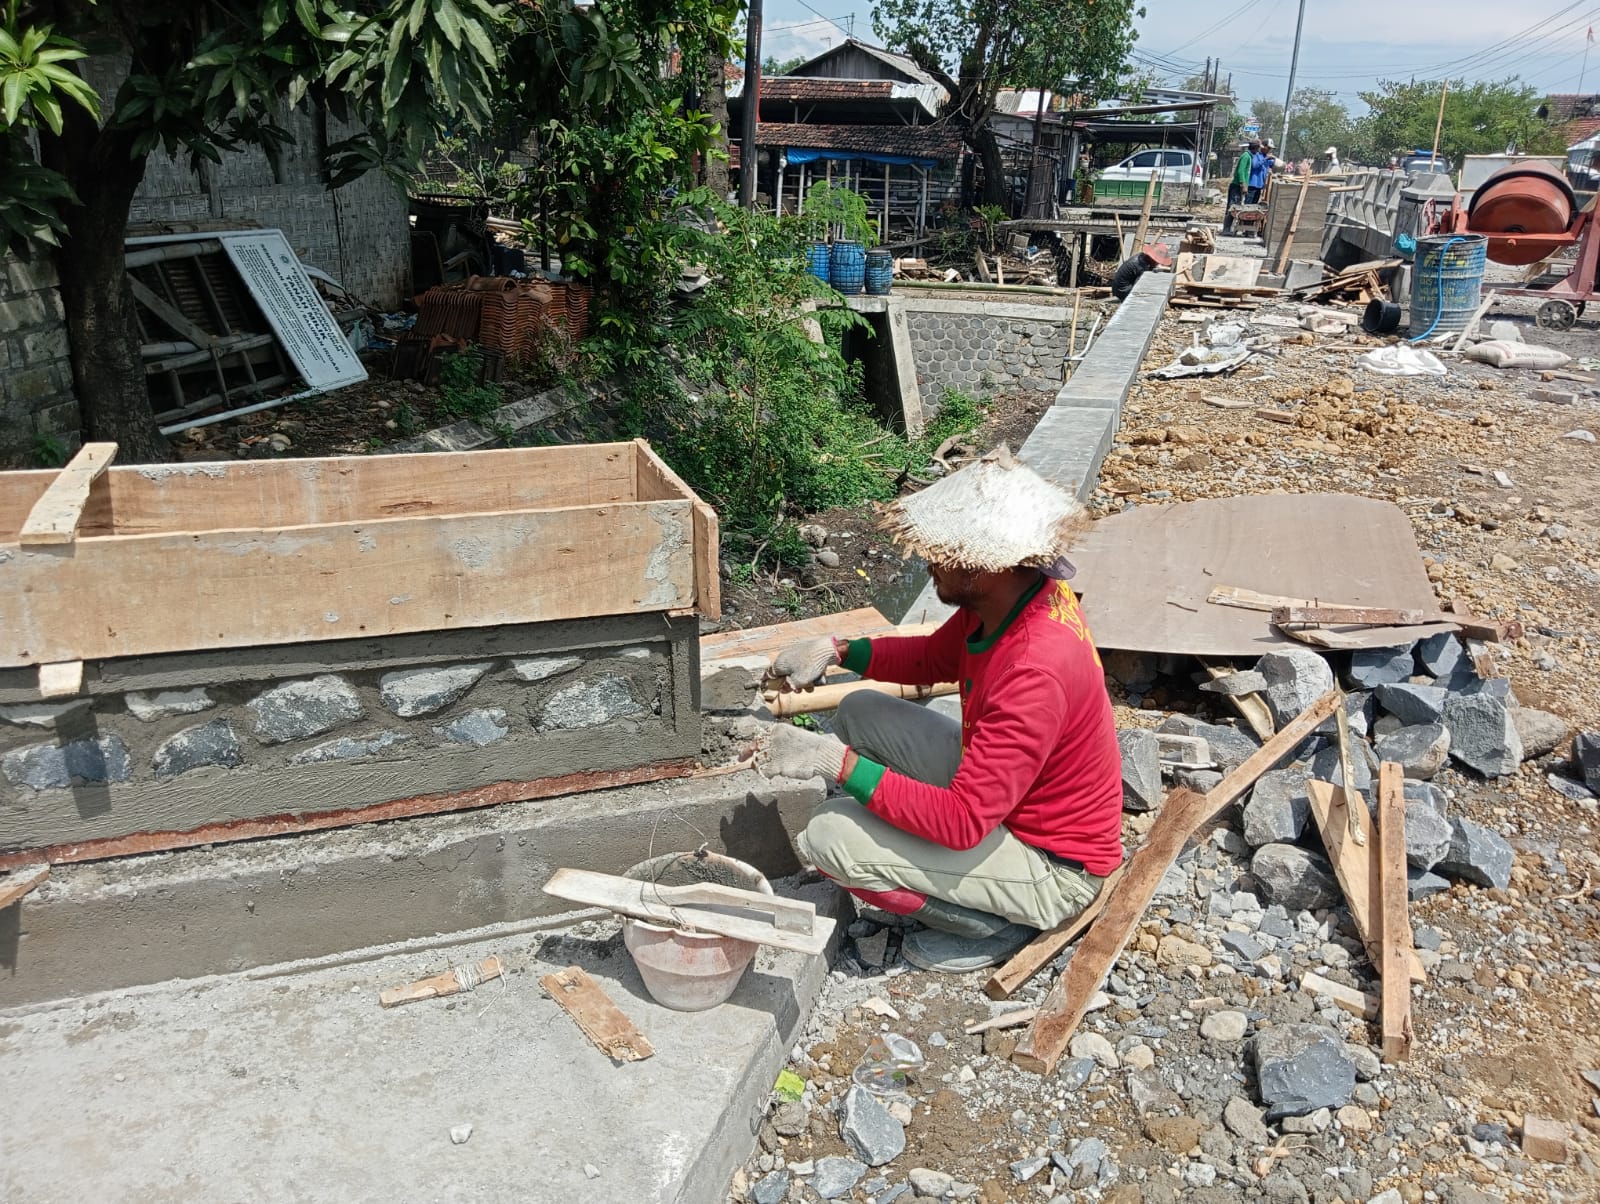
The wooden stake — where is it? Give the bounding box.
[19,442,117,545]
[1012,688,1343,1074]
[984,864,1126,1000]
[1133,170,1158,252]
[1377,762,1414,1062]
[1306,780,1425,983]
[379,956,503,1008]
[540,966,654,1061]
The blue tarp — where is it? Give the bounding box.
[781,147,941,170]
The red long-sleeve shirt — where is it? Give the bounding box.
[840,578,1125,876]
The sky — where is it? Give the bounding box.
[758,0,1600,111]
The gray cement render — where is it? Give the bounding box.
[0,769,825,1006]
[0,876,841,1204]
[0,613,701,852]
[896,270,1174,626]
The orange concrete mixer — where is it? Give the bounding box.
[1435,161,1597,330]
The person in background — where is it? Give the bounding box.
[1223,140,1254,235]
[1247,140,1276,203]
[1326,145,1341,174]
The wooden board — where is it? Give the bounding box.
[0,444,637,542]
[540,966,654,1061]
[1301,969,1378,1019]
[379,956,503,1007]
[1012,688,1342,1073]
[1069,495,1456,655]
[1198,658,1275,742]
[1377,762,1415,1062]
[542,868,835,956]
[633,440,721,620]
[985,864,1126,1000]
[701,608,897,667]
[1306,779,1426,984]
[18,443,116,545]
[0,500,696,669]
[0,865,48,909]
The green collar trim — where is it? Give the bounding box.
[966,575,1046,654]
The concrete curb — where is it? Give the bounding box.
[897,270,1172,625]
[0,770,825,1007]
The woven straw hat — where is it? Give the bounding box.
[879,445,1089,577]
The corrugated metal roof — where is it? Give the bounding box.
[726,75,945,117]
[751,122,963,159]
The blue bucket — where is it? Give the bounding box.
[1409,234,1487,338]
[864,249,893,295]
[806,241,831,283]
[830,240,865,295]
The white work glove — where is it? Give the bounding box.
[768,637,842,692]
[755,723,848,784]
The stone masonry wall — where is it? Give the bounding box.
[0,254,77,466]
[0,614,700,854]
[904,302,1090,399]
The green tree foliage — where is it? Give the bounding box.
[872,0,1142,205]
[1281,88,1353,162]
[1248,97,1283,145]
[1357,77,1565,167]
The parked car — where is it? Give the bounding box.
[1097,148,1206,189]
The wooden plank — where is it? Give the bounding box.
[0,444,636,543]
[0,866,48,909]
[540,966,655,1061]
[18,443,117,545]
[1450,289,1498,352]
[1305,779,1426,983]
[965,1007,1038,1035]
[552,869,817,934]
[1208,584,1364,613]
[984,864,1126,1000]
[1132,171,1158,251]
[37,661,84,698]
[0,500,695,668]
[379,956,504,1007]
[701,608,896,666]
[1012,688,1343,1073]
[1300,970,1378,1019]
[1274,605,1433,628]
[542,868,835,956]
[632,441,721,619]
[1377,762,1415,1062]
[128,278,219,348]
[1273,179,1312,276]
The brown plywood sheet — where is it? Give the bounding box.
[1071,494,1454,655]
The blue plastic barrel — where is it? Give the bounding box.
[864,249,893,295]
[830,240,865,295]
[806,241,831,283]
[1408,234,1487,338]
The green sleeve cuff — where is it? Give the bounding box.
[842,755,886,805]
[841,638,873,674]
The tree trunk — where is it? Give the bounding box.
[39,110,169,463]
[701,41,731,199]
[971,123,1009,208]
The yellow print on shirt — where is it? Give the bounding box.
[1047,581,1102,665]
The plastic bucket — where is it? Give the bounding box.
[806,241,832,282]
[1408,234,1487,337]
[620,852,771,1012]
[864,249,893,295]
[1363,298,1402,334]
[830,240,866,295]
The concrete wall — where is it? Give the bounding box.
[900,296,1094,399]
[0,255,76,465]
[0,614,701,855]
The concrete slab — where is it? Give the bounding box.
[0,886,840,1203]
[0,770,824,1007]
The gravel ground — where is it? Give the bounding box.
[725,284,1600,1204]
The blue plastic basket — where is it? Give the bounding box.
[806,241,831,283]
[864,249,893,295]
[830,240,865,295]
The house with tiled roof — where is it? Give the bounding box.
[727,39,963,243]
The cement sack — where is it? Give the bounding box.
[1463,340,1571,370]
[1357,345,1447,376]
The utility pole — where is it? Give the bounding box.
[1279,0,1306,156]
[739,0,763,208]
